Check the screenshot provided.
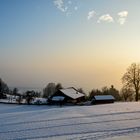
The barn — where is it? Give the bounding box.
[50,87,85,105]
[91,95,115,105]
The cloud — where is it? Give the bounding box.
[74,6,78,11]
[68,1,72,5]
[118,11,128,25]
[87,10,96,20]
[54,0,68,12]
[118,11,128,18]
[98,14,114,23]
[118,18,126,25]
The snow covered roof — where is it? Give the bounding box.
[33,98,48,102]
[60,88,84,99]
[52,96,65,101]
[94,95,115,100]
[32,98,48,104]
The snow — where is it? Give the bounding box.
[60,88,84,99]
[94,95,115,100]
[32,98,48,104]
[0,102,140,140]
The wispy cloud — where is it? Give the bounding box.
[54,0,78,16]
[74,6,78,11]
[87,10,96,20]
[118,11,128,18]
[54,0,68,12]
[68,1,72,5]
[118,11,128,25]
[54,1,128,26]
[98,14,114,23]
[118,18,126,25]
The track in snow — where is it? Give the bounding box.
[0,103,140,140]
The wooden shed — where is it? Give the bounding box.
[91,95,115,105]
[50,87,85,105]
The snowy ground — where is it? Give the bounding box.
[0,102,140,140]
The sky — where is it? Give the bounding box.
[0,0,140,92]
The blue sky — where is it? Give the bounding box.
[0,0,140,91]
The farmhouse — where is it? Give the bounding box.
[91,95,115,105]
[50,87,85,104]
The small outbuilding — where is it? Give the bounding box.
[32,98,48,105]
[50,87,85,105]
[91,95,115,105]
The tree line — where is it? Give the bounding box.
[0,63,140,102]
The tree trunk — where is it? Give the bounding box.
[135,89,139,101]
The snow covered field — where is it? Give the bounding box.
[0,102,140,140]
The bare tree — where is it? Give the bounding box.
[12,88,18,96]
[24,90,35,105]
[89,89,102,100]
[122,63,140,101]
[89,85,120,101]
[0,78,9,99]
[77,88,84,94]
[43,83,56,98]
[108,85,121,101]
[121,85,134,101]
[55,83,63,92]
